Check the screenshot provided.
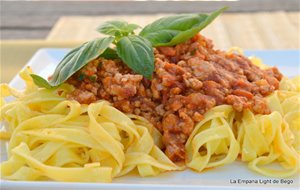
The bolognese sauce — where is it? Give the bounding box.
[66,34,282,162]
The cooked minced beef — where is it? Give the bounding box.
[66,34,282,162]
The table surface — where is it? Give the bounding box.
[47,12,300,50]
[2,0,300,39]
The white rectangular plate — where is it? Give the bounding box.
[1,49,300,190]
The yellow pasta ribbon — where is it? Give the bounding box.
[186,105,240,172]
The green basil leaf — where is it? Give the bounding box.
[31,37,114,88]
[140,7,227,46]
[100,47,119,59]
[116,35,154,79]
[97,20,140,36]
[50,37,114,86]
[30,74,54,89]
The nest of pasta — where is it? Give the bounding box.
[1,62,299,182]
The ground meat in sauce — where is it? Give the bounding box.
[66,34,282,162]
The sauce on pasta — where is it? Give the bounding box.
[66,34,282,162]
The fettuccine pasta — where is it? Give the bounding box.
[185,105,240,172]
[1,65,299,182]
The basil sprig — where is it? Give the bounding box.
[98,21,154,79]
[31,7,227,88]
[97,20,140,37]
[140,7,227,46]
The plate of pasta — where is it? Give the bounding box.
[1,8,299,190]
